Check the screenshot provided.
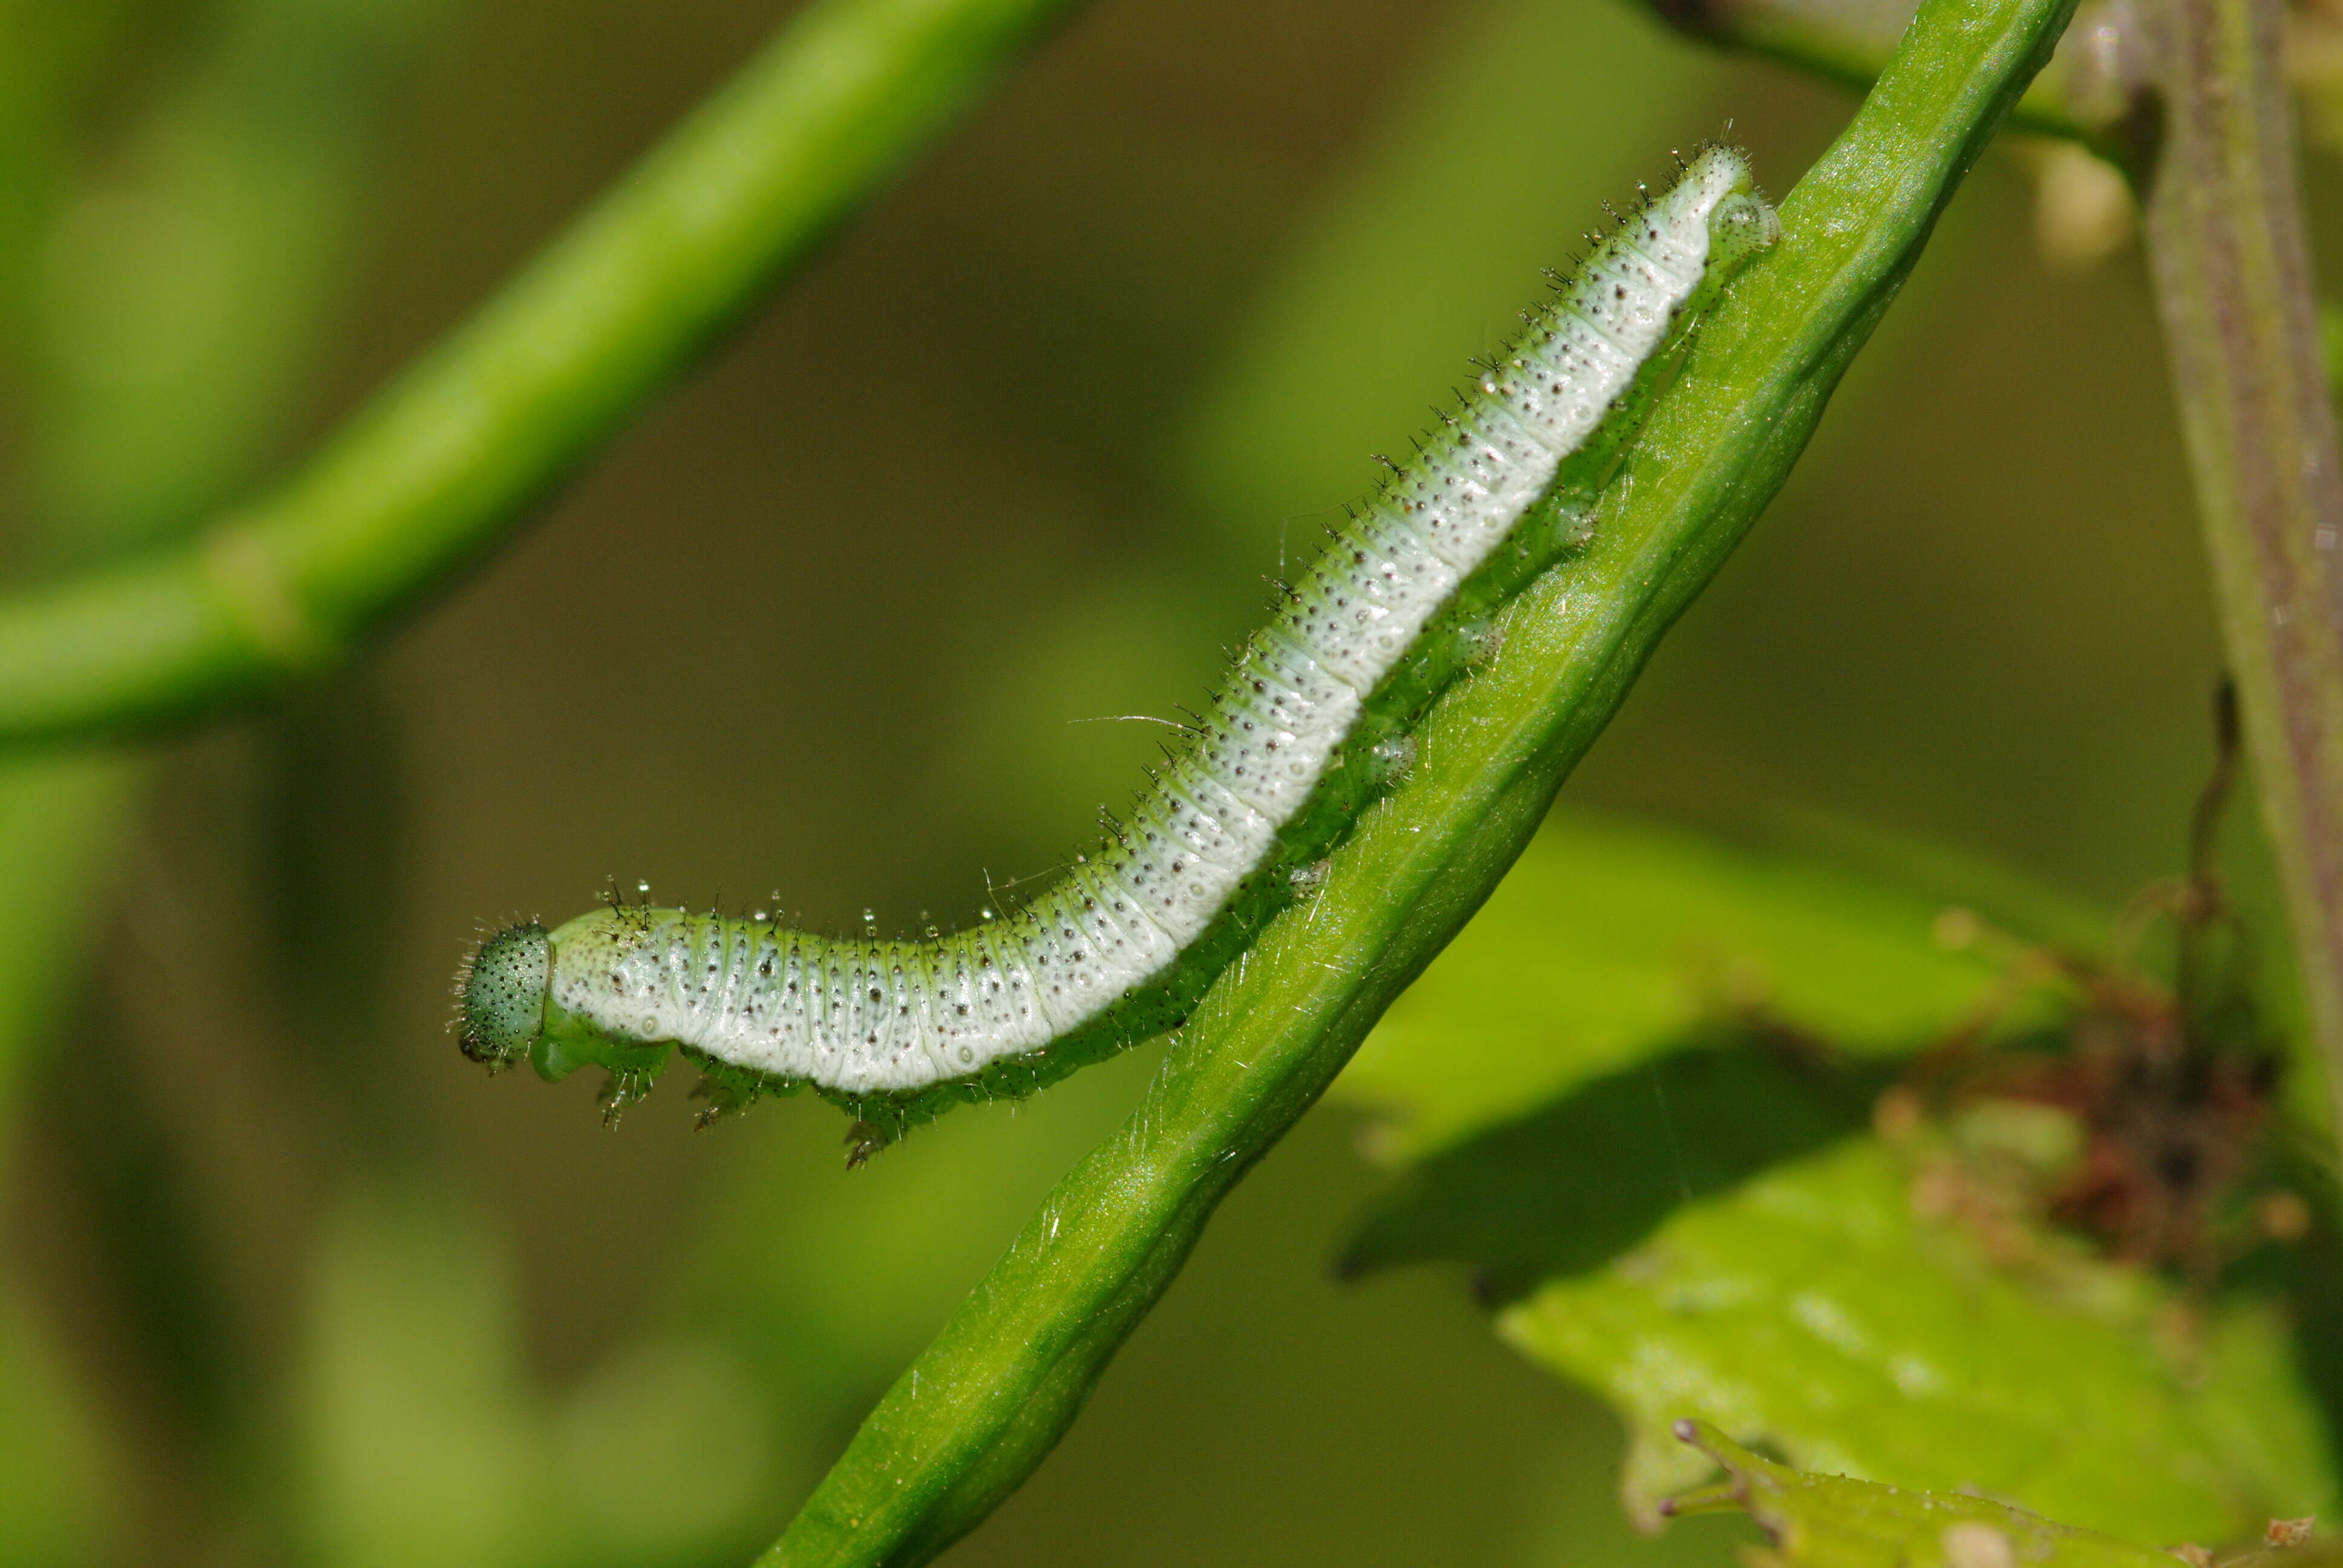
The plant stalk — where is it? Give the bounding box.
[2141,0,2343,1131]
[0,0,1086,743]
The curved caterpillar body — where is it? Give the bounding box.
[457,147,1778,1149]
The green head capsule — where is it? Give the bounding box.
[457,921,550,1068]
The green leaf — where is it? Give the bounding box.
[1337,1040,1898,1292]
[1335,812,2088,1160]
[1499,1137,2335,1543]
[1664,1421,2193,1568]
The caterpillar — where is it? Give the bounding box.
[456,146,1779,1154]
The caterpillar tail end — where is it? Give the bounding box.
[1706,186,1780,267]
[1691,145,1781,270]
[456,921,551,1073]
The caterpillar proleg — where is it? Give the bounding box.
[456,147,1778,1150]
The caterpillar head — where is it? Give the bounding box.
[457,920,551,1069]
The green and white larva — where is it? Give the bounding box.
[457,147,1778,1148]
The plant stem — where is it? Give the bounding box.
[2141,0,2343,1131]
[0,0,453,1122]
[0,0,1085,744]
[761,0,2078,1558]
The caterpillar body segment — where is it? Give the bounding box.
[456,148,1779,1148]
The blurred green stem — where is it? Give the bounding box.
[0,3,460,1561]
[762,0,2076,1560]
[2141,0,2343,1134]
[0,0,1085,744]
[0,0,449,1113]
[0,0,450,1109]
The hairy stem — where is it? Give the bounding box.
[761,0,2078,1559]
[0,0,1085,744]
[2141,0,2343,1131]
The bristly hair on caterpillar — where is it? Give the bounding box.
[456,145,1780,1158]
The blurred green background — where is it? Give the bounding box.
[0,0,2290,1563]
